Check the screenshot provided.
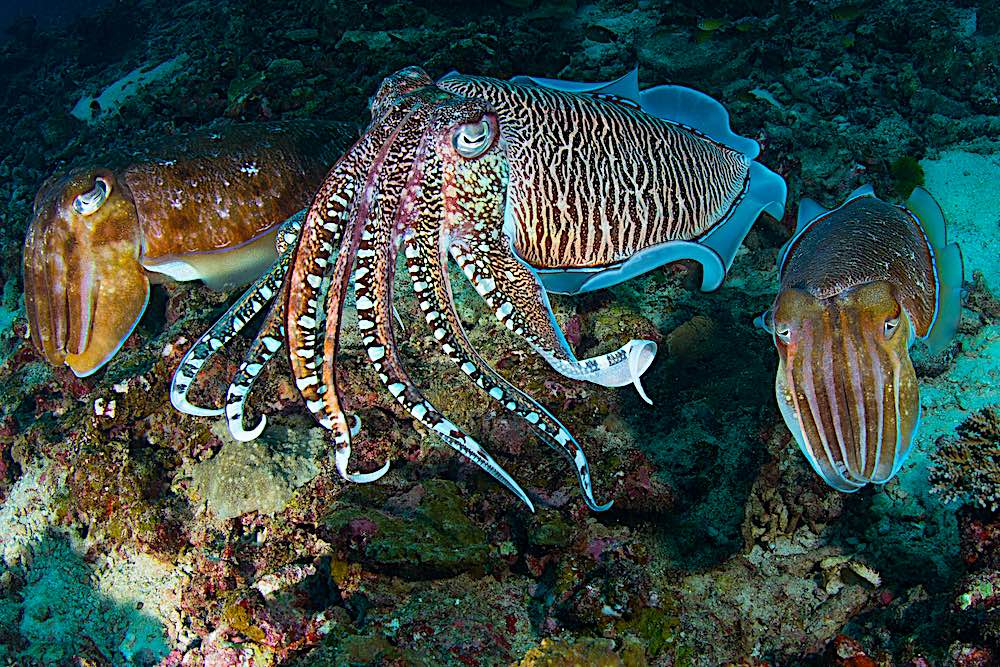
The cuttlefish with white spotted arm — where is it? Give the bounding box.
[171,67,787,510]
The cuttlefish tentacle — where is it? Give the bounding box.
[223,280,289,441]
[170,211,304,417]
[347,103,531,506]
[287,122,421,482]
[403,154,611,511]
[766,186,962,491]
[284,76,437,482]
[223,215,315,440]
[447,234,658,405]
[287,159,372,481]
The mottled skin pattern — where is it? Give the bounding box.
[172,67,777,510]
[780,197,937,336]
[23,121,352,377]
[767,191,959,491]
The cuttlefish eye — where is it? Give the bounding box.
[72,176,111,216]
[775,322,791,343]
[883,315,900,338]
[452,119,493,158]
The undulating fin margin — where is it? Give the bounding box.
[904,187,963,354]
[509,68,787,295]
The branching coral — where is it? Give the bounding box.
[929,407,1000,511]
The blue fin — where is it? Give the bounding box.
[753,309,773,334]
[845,183,876,202]
[536,240,725,295]
[510,68,640,100]
[906,188,963,354]
[795,198,827,232]
[639,84,759,158]
[906,186,946,249]
[699,161,787,273]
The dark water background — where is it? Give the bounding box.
[0,0,113,41]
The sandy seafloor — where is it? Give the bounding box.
[0,0,998,665]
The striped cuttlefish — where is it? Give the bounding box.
[23,121,352,377]
[169,67,787,511]
[758,186,963,491]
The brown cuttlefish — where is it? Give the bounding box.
[759,185,963,491]
[23,121,351,377]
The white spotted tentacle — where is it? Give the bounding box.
[405,232,611,511]
[224,282,288,441]
[287,126,403,484]
[449,241,657,405]
[169,213,303,417]
[222,213,308,441]
[354,236,533,509]
[349,131,533,508]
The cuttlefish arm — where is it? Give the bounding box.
[24,168,149,377]
[761,187,963,491]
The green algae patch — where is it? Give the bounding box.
[617,606,681,659]
[890,155,925,197]
[324,480,489,579]
[527,511,573,549]
[517,636,647,666]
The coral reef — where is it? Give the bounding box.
[1,0,999,664]
[930,407,1000,511]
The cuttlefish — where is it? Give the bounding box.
[759,185,963,491]
[23,121,352,376]
[171,67,787,510]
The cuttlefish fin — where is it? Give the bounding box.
[699,160,788,274]
[905,187,964,355]
[637,82,787,274]
[510,68,640,101]
[538,240,727,295]
[65,250,150,377]
[639,83,758,157]
[795,198,828,232]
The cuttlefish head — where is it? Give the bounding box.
[766,281,920,491]
[23,167,149,377]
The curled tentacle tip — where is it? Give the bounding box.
[346,459,391,484]
[588,498,615,512]
[349,414,362,437]
[626,339,657,405]
[170,393,225,417]
[230,415,266,442]
[633,376,653,405]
